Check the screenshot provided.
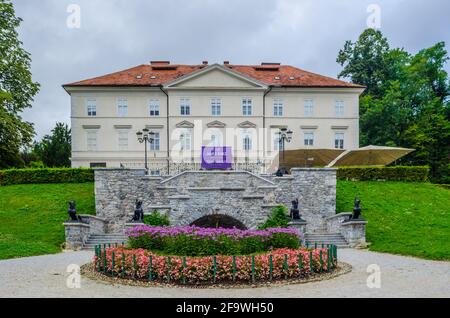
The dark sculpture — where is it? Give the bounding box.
[351,197,362,220]
[275,167,289,177]
[290,198,305,221]
[68,201,82,222]
[131,200,144,222]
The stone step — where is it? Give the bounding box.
[87,237,128,240]
[85,241,127,245]
[304,232,350,248]
[89,234,128,237]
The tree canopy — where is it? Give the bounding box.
[0,0,40,168]
[33,123,71,168]
[337,29,450,182]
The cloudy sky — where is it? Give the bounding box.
[12,0,450,139]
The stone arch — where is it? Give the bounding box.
[190,214,248,230]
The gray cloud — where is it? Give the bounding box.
[11,0,450,139]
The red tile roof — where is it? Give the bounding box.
[63,63,364,88]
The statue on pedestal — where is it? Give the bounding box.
[290,198,305,221]
[131,200,144,222]
[68,201,82,222]
[351,197,362,220]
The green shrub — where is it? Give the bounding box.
[337,166,429,182]
[258,205,290,229]
[29,161,45,169]
[143,210,170,226]
[0,168,94,186]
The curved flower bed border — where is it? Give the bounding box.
[93,245,338,285]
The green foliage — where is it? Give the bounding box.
[0,1,40,168]
[258,205,289,229]
[337,29,392,98]
[32,123,71,167]
[0,168,94,186]
[337,29,450,183]
[29,161,45,168]
[128,232,299,257]
[143,210,170,226]
[0,183,95,260]
[337,180,450,260]
[337,166,429,182]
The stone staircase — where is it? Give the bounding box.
[304,232,349,248]
[82,234,128,250]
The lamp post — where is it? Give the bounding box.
[278,128,293,162]
[136,128,155,174]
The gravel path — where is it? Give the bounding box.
[0,249,449,298]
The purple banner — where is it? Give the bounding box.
[201,146,233,170]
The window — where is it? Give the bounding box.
[335,133,345,149]
[243,135,252,151]
[273,99,283,116]
[87,99,96,116]
[335,100,344,117]
[304,132,314,146]
[180,98,191,115]
[118,130,128,150]
[242,98,252,116]
[211,98,221,116]
[118,98,128,116]
[180,131,192,151]
[150,132,160,151]
[86,130,98,151]
[304,99,314,116]
[149,100,160,116]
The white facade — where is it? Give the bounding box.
[65,64,364,169]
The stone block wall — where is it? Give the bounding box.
[94,168,337,233]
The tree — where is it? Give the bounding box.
[0,1,40,168]
[0,90,35,168]
[337,29,450,183]
[337,29,393,99]
[34,123,71,167]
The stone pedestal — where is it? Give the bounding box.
[341,220,368,248]
[63,222,90,250]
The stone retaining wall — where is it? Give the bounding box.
[94,168,338,233]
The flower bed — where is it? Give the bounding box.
[127,225,301,256]
[94,246,337,285]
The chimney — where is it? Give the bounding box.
[150,61,170,65]
[223,61,230,65]
[202,61,208,65]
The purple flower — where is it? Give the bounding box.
[127,225,300,241]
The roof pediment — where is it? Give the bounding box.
[207,120,227,128]
[165,64,267,89]
[176,120,195,128]
[238,121,257,129]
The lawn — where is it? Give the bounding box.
[337,181,450,260]
[0,181,448,261]
[0,183,94,260]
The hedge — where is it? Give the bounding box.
[0,168,94,186]
[337,166,429,182]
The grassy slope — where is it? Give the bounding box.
[0,181,448,260]
[337,181,450,260]
[0,183,95,260]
